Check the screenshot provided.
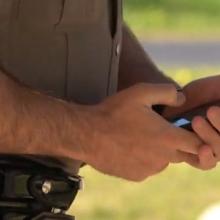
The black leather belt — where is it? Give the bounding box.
[0,155,82,220]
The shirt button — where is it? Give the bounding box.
[116,43,121,56]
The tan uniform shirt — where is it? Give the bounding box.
[0,0,122,174]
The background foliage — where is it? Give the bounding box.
[124,0,220,39]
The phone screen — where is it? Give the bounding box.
[169,101,220,132]
[172,118,193,131]
[173,118,191,127]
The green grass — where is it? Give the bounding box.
[69,70,220,220]
[70,165,220,220]
[124,0,220,40]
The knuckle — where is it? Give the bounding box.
[192,116,203,130]
[161,83,176,93]
[200,165,208,171]
[166,84,178,102]
[130,83,154,102]
[134,176,148,182]
[211,163,218,169]
[130,167,153,182]
[154,83,178,104]
[167,84,178,93]
[128,174,148,182]
[130,83,149,97]
[172,157,183,163]
[155,162,169,173]
[200,162,217,171]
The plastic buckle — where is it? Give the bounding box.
[28,174,82,210]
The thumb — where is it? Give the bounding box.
[146,84,185,107]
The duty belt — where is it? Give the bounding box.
[0,156,83,220]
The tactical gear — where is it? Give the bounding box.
[0,0,122,218]
[0,155,82,220]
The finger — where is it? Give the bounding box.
[172,150,200,167]
[163,125,202,154]
[148,162,170,176]
[163,76,220,119]
[198,145,217,170]
[192,116,220,157]
[106,83,184,108]
[174,146,217,170]
[207,106,220,132]
[184,76,220,107]
[144,83,186,107]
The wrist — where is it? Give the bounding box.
[65,104,103,162]
[0,78,91,161]
[0,70,99,163]
[58,103,94,162]
[66,103,112,165]
[21,93,92,161]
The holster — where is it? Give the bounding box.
[0,155,82,220]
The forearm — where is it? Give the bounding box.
[118,25,178,90]
[0,70,90,161]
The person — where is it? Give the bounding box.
[0,0,220,219]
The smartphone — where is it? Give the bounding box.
[170,101,220,131]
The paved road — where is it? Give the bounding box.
[143,41,220,68]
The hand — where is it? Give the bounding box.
[81,83,214,182]
[0,69,216,180]
[163,75,220,119]
[163,76,220,168]
[192,107,220,162]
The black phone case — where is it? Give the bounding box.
[170,101,220,131]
